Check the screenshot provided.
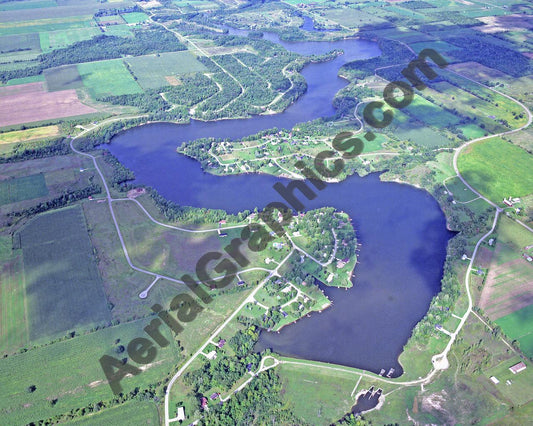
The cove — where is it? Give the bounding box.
[104,34,453,375]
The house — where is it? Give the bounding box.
[200,397,208,410]
[176,406,185,421]
[273,242,284,249]
[509,361,527,374]
[488,238,494,246]
[210,392,219,400]
[503,198,513,207]
[219,220,226,224]
[336,259,346,269]
[237,280,246,286]
[490,376,499,384]
[217,339,226,348]
[206,350,217,360]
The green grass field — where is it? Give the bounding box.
[77,59,142,97]
[44,64,83,91]
[125,51,207,89]
[457,137,533,203]
[0,173,48,206]
[496,305,533,358]
[66,400,160,425]
[17,205,111,342]
[120,12,149,24]
[0,318,179,425]
[39,27,100,53]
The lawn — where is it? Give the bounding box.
[496,305,533,358]
[77,59,142,97]
[67,400,160,425]
[17,205,112,342]
[125,51,207,90]
[44,64,83,91]
[0,173,48,206]
[457,137,533,203]
[0,318,180,425]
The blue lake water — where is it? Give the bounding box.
[105,32,453,375]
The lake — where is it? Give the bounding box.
[105,32,453,376]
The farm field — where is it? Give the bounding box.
[0,318,180,425]
[39,27,101,52]
[479,216,533,355]
[457,137,533,203]
[0,15,94,36]
[125,51,207,89]
[0,173,48,206]
[120,12,149,24]
[77,59,142,97]
[0,32,41,52]
[496,305,533,357]
[17,205,111,342]
[44,64,83,91]
[0,249,28,355]
[0,125,59,144]
[0,81,97,127]
[67,400,160,425]
[322,7,389,28]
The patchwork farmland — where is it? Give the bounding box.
[16,205,111,342]
[0,81,96,127]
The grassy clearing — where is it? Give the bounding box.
[67,400,160,425]
[0,173,48,206]
[278,362,358,425]
[44,64,83,91]
[496,305,533,358]
[0,125,59,144]
[457,137,533,203]
[0,318,179,425]
[17,205,111,342]
[120,12,149,24]
[77,59,142,97]
[444,176,478,202]
[125,51,207,90]
[39,27,100,53]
